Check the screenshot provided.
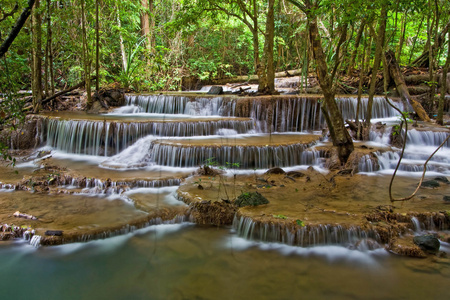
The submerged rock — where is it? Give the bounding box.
[443,196,450,202]
[420,180,440,188]
[235,192,269,207]
[413,235,440,254]
[434,176,449,184]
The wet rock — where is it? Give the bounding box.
[286,171,306,178]
[387,238,427,258]
[0,232,13,241]
[235,191,269,207]
[265,167,286,175]
[443,196,450,202]
[188,201,236,226]
[413,235,440,254]
[45,230,63,236]
[420,180,440,188]
[194,165,223,176]
[434,176,449,184]
[207,86,223,95]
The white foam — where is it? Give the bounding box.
[224,236,387,266]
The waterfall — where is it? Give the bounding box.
[232,216,381,248]
[45,118,254,156]
[411,217,422,232]
[125,94,236,116]
[406,130,450,147]
[151,142,325,169]
[337,96,403,120]
[30,235,42,248]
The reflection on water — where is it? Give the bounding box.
[0,224,449,300]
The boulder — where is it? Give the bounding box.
[207,86,223,95]
[235,191,269,207]
[265,167,286,175]
[286,171,306,178]
[443,196,450,202]
[413,234,440,254]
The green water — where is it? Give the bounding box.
[0,224,449,300]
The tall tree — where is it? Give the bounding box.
[365,5,387,127]
[81,0,93,108]
[31,0,43,113]
[287,0,354,163]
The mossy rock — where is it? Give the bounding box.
[235,192,269,207]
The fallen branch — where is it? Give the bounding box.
[42,76,96,104]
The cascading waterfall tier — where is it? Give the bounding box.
[125,94,236,116]
[232,215,381,248]
[151,134,325,169]
[44,117,254,156]
[374,128,450,173]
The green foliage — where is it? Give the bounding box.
[296,219,305,226]
[273,214,287,219]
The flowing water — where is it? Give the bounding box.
[0,225,449,300]
[1,94,449,299]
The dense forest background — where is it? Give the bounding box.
[1,0,449,91]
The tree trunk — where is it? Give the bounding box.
[437,31,450,125]
[366,6,387,127]
[31,0,43,113]
[116,3,127,72]
[95,0,99,91]
[396,10,408,64]
[257,0,275,94]
[0,0,36,58]
[81,0,92,109]
[412,19,450,67]
[141,0,153,52]
[385,50,431,122]
[347,20,365,74]
[305,1,353,163]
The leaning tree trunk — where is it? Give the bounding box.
[385,50,431,122]
[306,4,354,163]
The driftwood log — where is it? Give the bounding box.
[385,50,431,122]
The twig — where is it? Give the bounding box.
[384,95,450,202]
